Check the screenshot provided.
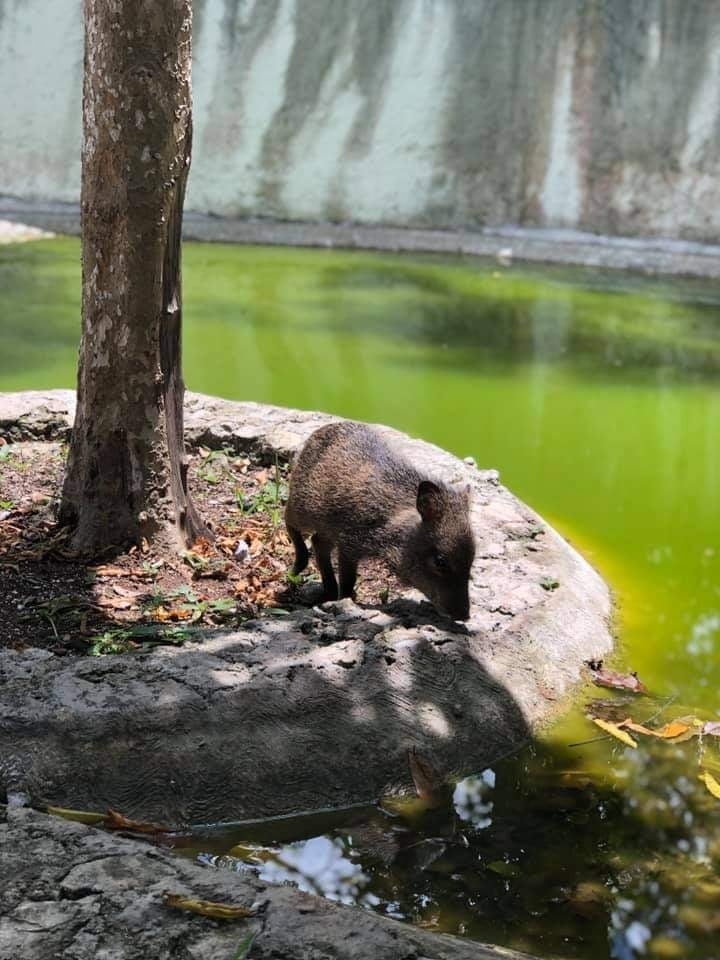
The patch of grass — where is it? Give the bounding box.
[88,623,194,655]
[143,585,237,623]
[236,456,289,527]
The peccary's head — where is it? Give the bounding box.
[401,480,475,621]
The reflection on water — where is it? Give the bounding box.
[258,835,378,907]
[453,769,495,830]
[188,740,720,959]
[3,239,720,960]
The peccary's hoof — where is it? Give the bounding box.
[297,581,329,606]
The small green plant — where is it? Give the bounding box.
[89,630,138,655]
[88,623,193,654]
[144,585,237,623]
[540,576,560,591]
[141,559,163,578]
[233,930,258,960]
[0,499,15,510]
[237,456,289,526]
[196,446,238,485]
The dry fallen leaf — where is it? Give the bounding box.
[96,595,134,611]
[590,717,638,748]
[586,661,648,694]
[162,893,256,921]
[93,564,155,579]
[619,716,702,741]
[699,771,720,800]
[153,605,193,622]
[620,720,658,737]
[408,747,446,808]
[189,536,215,557]
[104,808,173,834]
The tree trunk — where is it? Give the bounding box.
[60,0,205,553]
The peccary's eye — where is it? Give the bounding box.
[432,550,448,570]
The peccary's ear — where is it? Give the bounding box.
[417,481,445,523]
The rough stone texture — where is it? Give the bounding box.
[0,806,534,960]
[0,390,613,826]
[0,389,76,442]
[3,2,720,242]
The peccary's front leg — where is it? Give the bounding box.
[287,523,309,575]
[312,533,338,600]
[338,550,358,600]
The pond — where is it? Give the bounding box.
[2,237,720,959]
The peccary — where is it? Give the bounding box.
[285,421,475,620]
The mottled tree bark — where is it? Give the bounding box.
[60,0,205,553]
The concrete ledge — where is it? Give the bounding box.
[0,391,612,825]
[2,197,720,277]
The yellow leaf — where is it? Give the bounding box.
[163,893,256,920]
[591,717,637,748]
[699,771,720,800]
[656,720,693,740]
[46,805,105,825]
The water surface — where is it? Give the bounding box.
[2,238,719,959]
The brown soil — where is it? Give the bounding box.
[0,438,400,655]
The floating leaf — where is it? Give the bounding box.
[619,716,701,741]
[163,893,256,921]
[656,719,698,741]
[620,720,658,737]
[699,771,720,799]
[586,661,648,694]
[590,717,638,748]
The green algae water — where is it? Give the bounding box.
[2,237,720,958]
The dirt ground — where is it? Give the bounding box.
[0,438,400,656]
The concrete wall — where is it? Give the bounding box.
[2,0,720,242]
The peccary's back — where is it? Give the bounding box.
[286,421,421,539]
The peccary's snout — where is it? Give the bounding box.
[406,480,476,621]
[442,589,471,622]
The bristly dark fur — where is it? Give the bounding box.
[285,421,475,620]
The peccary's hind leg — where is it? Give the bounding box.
[338,550,358,600]
[312,534,338,601]
[287,524,309,575]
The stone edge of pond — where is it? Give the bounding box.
[0,805,539,960]
[3,198,720,277]
[0,390,612,826]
